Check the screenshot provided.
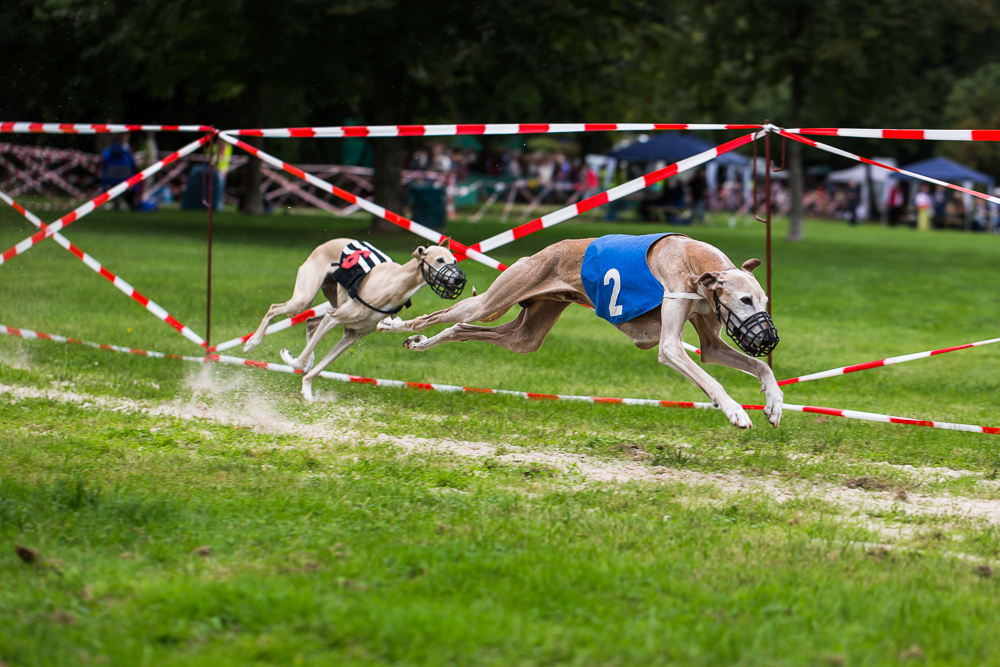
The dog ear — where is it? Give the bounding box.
[697,271,725,295]
[741,258,761,274]
[440,237,451,250]
[412,246,427,259]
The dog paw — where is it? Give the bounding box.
[764,398,783,428]
[403,335,427,351]
[243,336,261,353]
[301,382,314,402]
[722,402,753,430]
[377,316,404,333]
[279,348,300,369]
[763,386,783,428]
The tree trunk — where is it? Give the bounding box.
[239,83,265,215]
[865,163,879,222]
[370,63,407,233]
[785,65,806,242]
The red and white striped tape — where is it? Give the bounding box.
[0,324,205,362]
[468,132,760,255]
[2,322,996,435]
[0,134,212,266]
[0,123,212,134]
[0,190,207,347]
[208,302,334,352]
[228,123,761,139]
[779,336,1000,387]
[783,127,1000,142]
[216,132,507,271]
[775,129,1000,205]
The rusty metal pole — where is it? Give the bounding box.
[764,122,773,369]
[204,132,216,350]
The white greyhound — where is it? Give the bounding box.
[243,238,465,401]
[379,234,782,429]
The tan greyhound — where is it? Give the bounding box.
[378,235,782,429]
[243,239,465,401]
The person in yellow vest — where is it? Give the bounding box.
[914,183,932,231]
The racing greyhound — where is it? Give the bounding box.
[244,238,466,401]
[378,234,782,429]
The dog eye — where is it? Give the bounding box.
[740,297,753,306]
[436,257,445,263]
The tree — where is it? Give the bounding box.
[671,0,994,240]
[944,63,1000,178]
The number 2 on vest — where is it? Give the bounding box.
[603,268,623,317]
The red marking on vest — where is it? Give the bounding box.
[340,249,371,269]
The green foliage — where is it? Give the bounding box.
[945,62,1000,177]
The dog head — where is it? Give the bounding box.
[697,258,779,357]
[414,242,467,299]
[412,242,456,265]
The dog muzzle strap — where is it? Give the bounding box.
[421,260,467,300]
[713,293,779,357]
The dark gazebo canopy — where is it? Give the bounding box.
[608,132,748,166]
[899,156,994,187]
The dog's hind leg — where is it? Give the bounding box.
[300,328,365,401]
[244,259,330,353]
[283,315,325,373]
[656,300,753,429]
[404,300,570,353]
[281,310,345,371]
[690,313,782,428]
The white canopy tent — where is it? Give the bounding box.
[826,158,897,220]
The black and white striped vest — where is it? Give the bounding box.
[330,240,411,314]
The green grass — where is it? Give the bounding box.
[1,206,1000,665]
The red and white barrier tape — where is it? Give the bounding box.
[216,132,507,271]
[774,128,1000,205]
[1,323,996,435]
[0,324,205,362]
[779,336,1000,387]
[228,123,761,139]
[0,123,212,134]
[468,132,760,255]
[783,127,1000,142]
[0,134,212,266]
[0,190,207,347]
[208,302,334,352]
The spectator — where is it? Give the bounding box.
[101,133,138,210]
[605,161,629,222]
[887,181,905,226]
[932,185,948,229]
[430,144,452,173]
[580,162,599,200]
[846,181,861,225]
[689,169,708,225]
[915,183,933,231]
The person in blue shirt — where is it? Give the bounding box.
[101,133,138,209]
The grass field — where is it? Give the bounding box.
[1,204,999,665]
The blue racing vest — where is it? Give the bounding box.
[581,233,681,324]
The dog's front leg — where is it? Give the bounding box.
[657,301,753,429]
[300,329,364,401]
[691,314,782,428]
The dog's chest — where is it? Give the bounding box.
[580,233,680,324]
